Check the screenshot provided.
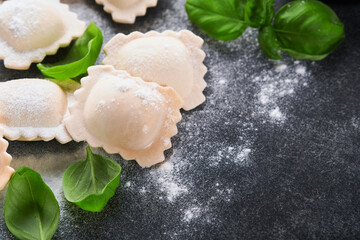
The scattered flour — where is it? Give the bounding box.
[296,65,306,75]
[253,60,310,123]
[236,148,252,163]
[269,107,285,122]
[144,161,189,202]
[116,81,133,92]
[275,64,288,72]
[97,100,106,110]
[135,88,153,100]
[139,186,147,194]
[183,206,202,222]
[134,86,162,107]
[209,141,253,167]
[124,181,132,188]
[212,186,234,203]
[219,79,227,85]
[197,26,311,125]
[157,179,188,202]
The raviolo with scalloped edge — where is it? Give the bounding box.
[65,65,183,167]
[0,0,85,70]
[103,30,207,111]
[0,79,72,144]
[95,0,158,24]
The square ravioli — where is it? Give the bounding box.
[103,30,207,110]
[65,65,183,167]
[0,79,72,143]
[95,0,158,24]
[0,0,85,70]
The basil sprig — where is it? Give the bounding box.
[4,167,60,240]
[63,146,122,212]
[186,0,345,60]
[37,22,103,81]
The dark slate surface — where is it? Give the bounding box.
[0,0,359,239]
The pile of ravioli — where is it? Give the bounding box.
[0,0,207,189]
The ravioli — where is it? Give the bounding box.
[0,0,85,70]
[0,79,72,143]
[103,30,207,110]
[0,133,14,190]
[65,65,183,167]
[95,0,158,24]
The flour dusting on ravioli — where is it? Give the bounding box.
[103,30,207,110]
[0,0,85,70]
[65,65,183,167]
[0,79,72,143]
[95,0,158,24]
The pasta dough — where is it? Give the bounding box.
[0,79,72,143]
[0,133,14,190]
[103,30,207,110]
[0,0,85,70]
[95,0,158,24]
[65,65,183,167]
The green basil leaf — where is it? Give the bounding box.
[37,22,103,81]
[63,146,122,212]
[4,167,60,240]
[185,0,248,41]
[245,0,275,28]
[258,26,282,60]
[274,0,345,60]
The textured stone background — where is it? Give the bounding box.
[0,0,359,239]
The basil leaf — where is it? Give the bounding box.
[258,26,282,60]
[185,0,248,41]
[4,167,60,240]
[37,22,103,81]
[273,0,345,60]
[63,146,122,212]
[245,0,275,28]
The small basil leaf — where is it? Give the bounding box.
[63,146,122,212]
[185,0,248,41]
[37,22,103,81]
[245,0,275,28]
[258,26,282,60]
[274,0,345,60]
[4,167,60,240]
